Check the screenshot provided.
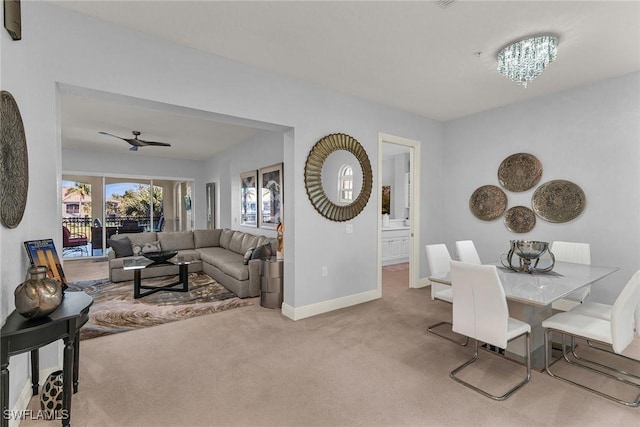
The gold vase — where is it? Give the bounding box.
[14,266,63,319]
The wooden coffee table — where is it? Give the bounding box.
[122,256,191,299]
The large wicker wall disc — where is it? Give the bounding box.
[304,133,373,222]
[0,91,29,229]
[532,179,586,223]
[469,185,507,221]
[498,153,542,192]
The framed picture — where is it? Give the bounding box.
[23,239,68,289]
[382,185,391,215]
[240,170,258,227]
[259,163,283,229]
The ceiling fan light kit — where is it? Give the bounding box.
[98,130,172,152]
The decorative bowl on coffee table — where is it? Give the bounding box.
[142,251,178,265]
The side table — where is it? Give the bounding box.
[1,292,93,427]
[260,258,283,309]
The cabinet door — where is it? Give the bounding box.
[389,239,402,259]
[401,237,410,258]
[381,239,390,260]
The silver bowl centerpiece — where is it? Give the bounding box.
[501,240,555,273]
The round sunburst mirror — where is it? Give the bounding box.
[304,133,373,222]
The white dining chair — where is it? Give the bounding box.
[542,270,640,407]
[569,270,640,364]
[455,240,481,264]
[425,244,467,346]
[450,261,531,400]
[550,241,592,311]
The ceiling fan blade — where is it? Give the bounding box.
[138,140,172,147]
[99,131,171,149]
[98,131,130,140]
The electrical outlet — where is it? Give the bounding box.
[345,224,353,234]
[321,267,328,277]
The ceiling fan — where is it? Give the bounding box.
[98,130,172,151]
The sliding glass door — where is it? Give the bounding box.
[61,174,192,259]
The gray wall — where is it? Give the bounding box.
[442,72,640,304]
[204,129,284,238]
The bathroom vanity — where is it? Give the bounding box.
[381,219,410,265]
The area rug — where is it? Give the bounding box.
[67,272,253,340]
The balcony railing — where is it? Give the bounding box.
[62,215,162,245]
[62,216,160,256]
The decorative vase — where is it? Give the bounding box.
[40,370,64,414]
[276,222,284,260]
[14,266,63,319]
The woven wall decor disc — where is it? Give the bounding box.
[532,179,586,223]
[504,206,536,233]
[498,153,542,192]
[0,91,29,229]
[469,185,507,221]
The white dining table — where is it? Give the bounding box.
[428,261,619,370]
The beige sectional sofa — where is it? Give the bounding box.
[107,228,276,298]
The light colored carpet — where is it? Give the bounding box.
[20,267,640,426]
[67,272,252,340]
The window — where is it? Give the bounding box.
[338,164,354,203]
[66,203,80,214]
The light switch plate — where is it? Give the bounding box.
[345,224,353,234]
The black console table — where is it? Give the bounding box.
[1,292,93,427]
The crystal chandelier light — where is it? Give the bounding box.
[497,35,558,87]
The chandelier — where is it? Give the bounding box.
[497,35,558,87]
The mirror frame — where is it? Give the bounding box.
[304,133,373,222]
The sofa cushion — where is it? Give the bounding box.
[193,229,222,248]
[107,237,133,257]
[219,229,234,249]
[241,234,261,253]
[113,232,158,247]
[198,248,248,281]
[218,261,250,281]
[197,247,238,265]
[158,231,194,251]
[228,231,245,254]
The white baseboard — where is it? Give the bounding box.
[7,366,61,427]
[412,277,430,289]
[281,288,381,321]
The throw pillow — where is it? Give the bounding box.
[243,247,256,265]
[142,241,162,253]
[107,237,133,258]
[250,244,273,261]
[132,240,162,255]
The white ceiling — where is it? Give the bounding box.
[54,0,640,160]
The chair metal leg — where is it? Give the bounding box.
[570,340,640,381]
[450,331,531,401]
[544,329,640,407]
[426,321,469,346]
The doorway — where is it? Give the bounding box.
[377,133,421,293]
